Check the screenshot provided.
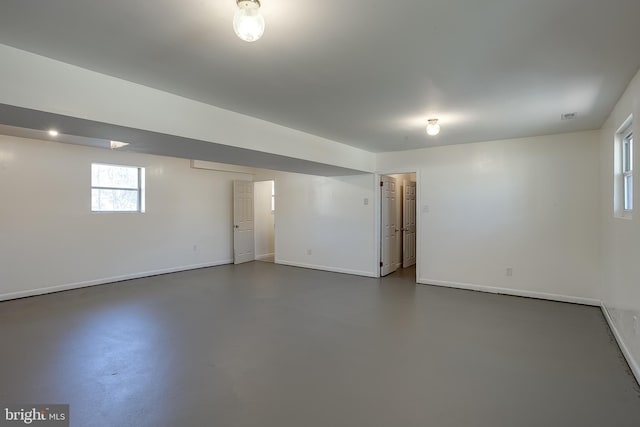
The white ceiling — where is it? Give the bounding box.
[1,0,639,153]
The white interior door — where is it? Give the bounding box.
[381,175,399,276]
[403,180,417,268]
[233,180,255,264]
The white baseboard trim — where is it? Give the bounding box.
[275,260,377,278]
[0,260,233,302]
[601,304,640,386]
[418,278,601,306]
[255,253,275,261]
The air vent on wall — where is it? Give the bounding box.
[561,112,577,120]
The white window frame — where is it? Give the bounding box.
[271,180,275,212]
[91,163,146,213]
[622,130,633,213]
[615,116,633,219]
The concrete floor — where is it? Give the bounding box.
[0,262,639,427]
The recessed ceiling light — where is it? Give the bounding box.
[48,129,59,137]
[110,140,130,149]
[426,119,440,136]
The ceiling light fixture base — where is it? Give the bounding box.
[236,0,260,9]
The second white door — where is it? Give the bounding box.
[233,180,255,264]
[381,175,399,276]
[402,180,417,268]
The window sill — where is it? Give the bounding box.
[614,213,633,220]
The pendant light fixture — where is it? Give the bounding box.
[233,0,265,42]
[426,119,440,136]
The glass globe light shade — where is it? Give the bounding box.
[426,120,440,136]
[233,1,265,42]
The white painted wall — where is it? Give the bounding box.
[254,181,275,261]
[377,131,602,304]
[0,135,251,299]
[0,44,375,173]
[0,134,378,299]
[254,170,378,277]
[599,69,640,379]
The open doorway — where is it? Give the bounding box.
[253,180,275,262]
[380,173,417,278]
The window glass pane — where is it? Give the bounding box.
[92,189,139,212]
[624,174,633,211]
[629,135,633,172]
[623,138,631,172]
[92,164,139,189]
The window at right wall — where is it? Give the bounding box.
[616,119,633,218]
[622,130,633,212]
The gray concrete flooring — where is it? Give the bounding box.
[1,262,639,426]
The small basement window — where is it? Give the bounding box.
[91,163,145,212]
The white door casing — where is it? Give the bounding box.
[381,175,399,276]
[233,180,255,264]
[403,180,417,268]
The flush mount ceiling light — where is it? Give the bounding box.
[426,119,440,136]
[233,0,265,42]
[110,140,130,149]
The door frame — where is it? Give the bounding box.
[374,170,421,280]
[252,179,276,262]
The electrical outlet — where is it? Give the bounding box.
[307,249,312,255]
[506,267,513,277]
[364,198,369,205]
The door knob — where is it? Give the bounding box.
[234,225,239,228]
